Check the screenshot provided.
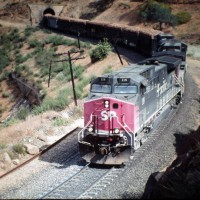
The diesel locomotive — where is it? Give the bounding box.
[42,15,187,165]
[78,55,186,165]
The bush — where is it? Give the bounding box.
[2,92,9,98]
[28,39,43,48]
[73,65,85,80]
[0,71,9,82]
[45,35,75,46]
[24,25,39,37]
[139,0,177,25]
[35,49,54,67]
[12,143,26,155]
[76,77,89,99]
[175,11,191,25]
[0,143,7,149]
[53,117,68,126]
[32,88,71,115]
[16,107,30,120]
[2,117,20,128]
[0,48,10,72]
[90,39,112,63]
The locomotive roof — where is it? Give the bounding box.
[152,51,186,61]
[100,55,182,85]
[141,56,182,66]
[102,62,166,84]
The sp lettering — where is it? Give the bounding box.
[101,110,117,121]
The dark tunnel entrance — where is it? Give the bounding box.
[43,7,55,16]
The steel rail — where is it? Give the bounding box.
[0,126,79,179]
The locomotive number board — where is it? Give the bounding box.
[117,78,130,83]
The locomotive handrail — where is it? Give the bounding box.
[112,115,134,149]
[78,113,94,142]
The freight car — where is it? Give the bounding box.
[42,14,187,165]
[42,15,187,57]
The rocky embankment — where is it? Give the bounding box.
[142,126,200,199]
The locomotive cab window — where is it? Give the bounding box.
[91,84,111,94]
[114,85,138,94]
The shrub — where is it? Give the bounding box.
[0,143,7,149]
[32,88,71,115]
[2,117,20,128]
[139,0,177,25]
[15,53,32,65]
[35,49,54,67]
[0,70,9,81]
[2,91,9,98]
[175,11,191,25]
[88,75,97,82]
[73,65,85,80]
[16,107,30,120]
[76,77,89,99]
[0,48,10,72]
[28,39,43,48]
[90,39,112,63]
[45,35,75,46]
[24,25,39,37]
[12,143,26,155]
[42,28,52,34]
[53,117,68,126]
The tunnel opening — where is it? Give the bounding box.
[43,7,55,16]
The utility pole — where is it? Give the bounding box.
[113,42,123,65]
[68,51,77,106]
[110,39,123,65]
[48,50,85,106]
[77,32,80,50]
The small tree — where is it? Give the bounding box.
[139,0,177,30]
[90,39,112,63]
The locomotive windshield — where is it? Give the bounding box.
[114,85,138,94]
[91,84,112,94]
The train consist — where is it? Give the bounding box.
[43,15,187,165]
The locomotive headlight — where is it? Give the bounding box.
[105,104,109,108]
[104,100,109,108]
[88,127,93,132]
[114,128,120,134]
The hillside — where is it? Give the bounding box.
[0,0,200,42]
[0,0,200,198]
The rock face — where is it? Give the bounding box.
[24,144,39,155]
[142,126,200,199]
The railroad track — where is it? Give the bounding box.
[0,127,80,180]
[40,164,125,199]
